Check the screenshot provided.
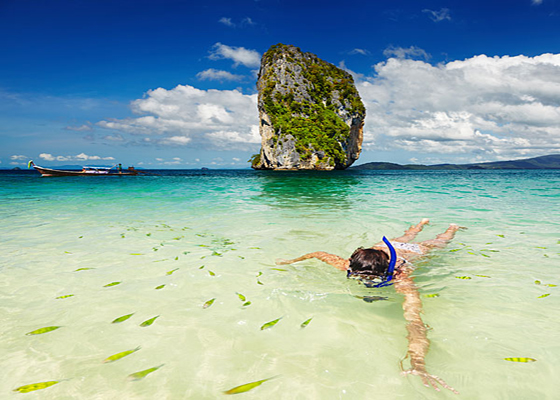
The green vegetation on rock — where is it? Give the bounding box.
[254,44,365,170]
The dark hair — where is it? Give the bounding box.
[348,247,390,279]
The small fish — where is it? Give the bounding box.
[166,268,179,275]
[249,247,261,250]
[236,293,246,302]
[504,357,536,363]
[537,294,550,298]
[497,234,505,238]
[475,275,491,278]
[256,271,263,277]
[301,318,313,328]
[212,251,222,256]
[544,284,557,287]
[78,236,83,238]
[146,233,151,236]
[112,313,134,324]
[449,249,461,252]
[481,253,491,258]
[199,265,205,269]
[536,246,547,249]
[424,293,440,298]
[260,317,282,331]
[153,247,159,251]
[208,270,216,276]
[103,346,141,363]
[271,268,288,271]
[535,280,541,285]
[153,259,168,262]
[121,234,125,238]
[238,256,245,259]
[455,276,472,279]
[242,301,251,307]
[74,267,94,271]
[467,251,476,255]
[64,251,72,254]
[128,364,164,381]
[26,326,61,335]
[203,298,215,309]
[55,294,74,299]
[140,315,159,327]
[130,253,143,256]
[174,256,179,260]
[224,377,276,395]
[13,381,59,393]
[104,282,121,287]
[183,251,190,255]
[257,280,264,285]
[155,285,165,290]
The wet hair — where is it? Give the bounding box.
[348,247,390,280]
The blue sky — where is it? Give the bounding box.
[2,0,560,168]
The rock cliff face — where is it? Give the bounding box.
[251,44,366,170]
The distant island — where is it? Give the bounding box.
[351,154,560,170]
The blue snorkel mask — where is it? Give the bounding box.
[347,236,397,288]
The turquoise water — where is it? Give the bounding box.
[1,169,559,399]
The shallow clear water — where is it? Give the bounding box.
[1,169,559,399]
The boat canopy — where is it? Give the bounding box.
[82,166,112,174]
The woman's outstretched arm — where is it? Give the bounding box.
[394,275,459,394]
[276,251,349,271]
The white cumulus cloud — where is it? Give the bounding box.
[97,84,259,149]
[383,45,430,60]
[219,17,235,27]
[38,153,115,162]
[218,17,256,28]
[423,8,452,22]
[357,53,560,161]
[196,68,246,82]
[208,43,261,68]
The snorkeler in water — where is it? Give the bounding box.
[276,218,461,394]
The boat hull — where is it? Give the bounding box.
[33,166,138,177]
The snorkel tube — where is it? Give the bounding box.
[377,236,397,287]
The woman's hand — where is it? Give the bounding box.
[402,368,459,394]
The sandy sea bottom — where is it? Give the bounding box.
[1,169,559,399]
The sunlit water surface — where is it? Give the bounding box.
[1,169,559,399]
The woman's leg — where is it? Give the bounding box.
[392,218,430,243]
[419,224,461,249]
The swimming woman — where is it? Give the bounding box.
[276,219,461,394]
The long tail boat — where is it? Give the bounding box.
[28,161,139,177]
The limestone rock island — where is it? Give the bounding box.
[251,44,366,170]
